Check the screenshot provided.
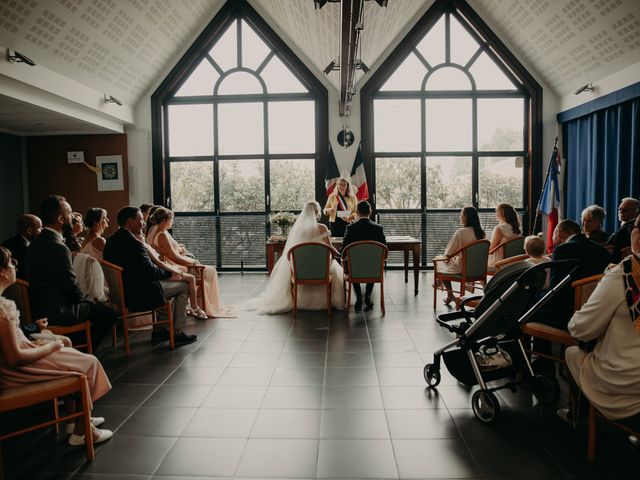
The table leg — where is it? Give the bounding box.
[267,247,274,275]
[413,246,420,295]
[403,250,409,284]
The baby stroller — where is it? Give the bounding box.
[424,260,578,423]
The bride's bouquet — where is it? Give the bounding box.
[268,211,297,240]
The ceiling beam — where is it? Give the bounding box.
[339,0,362,116]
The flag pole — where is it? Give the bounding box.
[533,136,558,234]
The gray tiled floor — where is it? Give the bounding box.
[2,271,639,480]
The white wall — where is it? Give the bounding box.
[559,60,640,112]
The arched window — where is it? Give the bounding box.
[152,1,327,269]
[361,0,541,265]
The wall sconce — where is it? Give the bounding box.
[574,83,595,95]
[6,49,36,66]
[104,94,122,105]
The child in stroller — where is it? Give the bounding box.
[424,260,578,423]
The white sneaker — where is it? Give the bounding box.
[66,416,105,435]
[68,427,113,446]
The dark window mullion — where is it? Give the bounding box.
[472,96,478,208]
[256,51,275,75]
[445,13,451,64]
[237,18,242,68]
[213,101,222,268]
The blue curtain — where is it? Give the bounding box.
[562,97,640,233]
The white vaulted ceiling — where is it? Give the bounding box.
[0,0,639,135]
[0,0,224,105]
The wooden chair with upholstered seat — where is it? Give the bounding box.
[287,242,334,318]
[342,241,389,315]
[0,375,95,477]
[98,258,175,357]
[494,253,529,271]
[4,279,93,354]
[488,236,525,274]
[432,239,490,309]
[521,273,604,362]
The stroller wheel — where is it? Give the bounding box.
[423,363,441,388]
[532,373,560,405]
[472,390,500,423]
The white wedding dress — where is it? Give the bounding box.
[246,203,346,314]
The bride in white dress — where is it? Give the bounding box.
[247,200,346,314]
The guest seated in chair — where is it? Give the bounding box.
[103,206,197,347]
[81,208,109,260]
[564,214,640,429]
[581,204,608,245]
[64,212,85,253]
[0,246,113,446]
[606,197,639,263]
[147,207,233,318]
[530,220,610,372]
[2,214,42,280]
[435,206,486,305]
[26,196,116,351]
[488,202,521,269]
[341,200,386,311]
[524,235,550,287]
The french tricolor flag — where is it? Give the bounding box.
[325,143,340,195]
[350,144,369,200]
[538,145,561,253]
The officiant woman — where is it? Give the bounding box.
[323,176,358,237]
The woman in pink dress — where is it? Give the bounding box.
[0,246,113,446]
[147,207,234,318]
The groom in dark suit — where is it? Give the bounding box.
[341,201,386,311]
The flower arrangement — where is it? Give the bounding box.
[268,211,297,240]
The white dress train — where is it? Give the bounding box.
[244,204,345,314]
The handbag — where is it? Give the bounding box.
[474,344,512,370]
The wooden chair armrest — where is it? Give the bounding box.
[522,322,576,346]
[48,323,88,336]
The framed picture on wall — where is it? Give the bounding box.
[96,155,124,191]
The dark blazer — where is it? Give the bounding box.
[548,234,610,326]
[341,217,387,252]
[103,228,171,312]
[606,220,635,263]
[26,228,90,322]
[2,234,28,279]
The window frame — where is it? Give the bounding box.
[361,0,542,267]
[151,0,328,270]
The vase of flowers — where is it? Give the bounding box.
[269,211,297,240]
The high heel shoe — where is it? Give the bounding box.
[192,306,208,319]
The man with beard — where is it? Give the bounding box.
[26,195,115,351]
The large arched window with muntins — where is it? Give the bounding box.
[152,1,327,270]
[361,0,541,266]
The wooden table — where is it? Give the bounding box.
[266,236,421,294]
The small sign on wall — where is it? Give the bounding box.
[96,155,124,191]
[67,151,84,163]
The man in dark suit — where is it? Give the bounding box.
[26,195,115,351]
[2,214,42,279]
[341,200,386,311]
[103,206,196,346]
[546,219,611,327]
[606,197,639,263]
[531,219,610,373]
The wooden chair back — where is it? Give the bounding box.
[98,258,174,356]
[495,254,529,271]
[489,235,525,258]
[342,241,388,283]
[0,375,95,470]
[462,239,491,279]
[4,278,32,323]
[572,274,604,311]
[3,279,92,353]
[342,241,389,315]
[288,242,332,283]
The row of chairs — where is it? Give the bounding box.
[5,258,176,358]
[287,240,389,317]
[432,236,526,309]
